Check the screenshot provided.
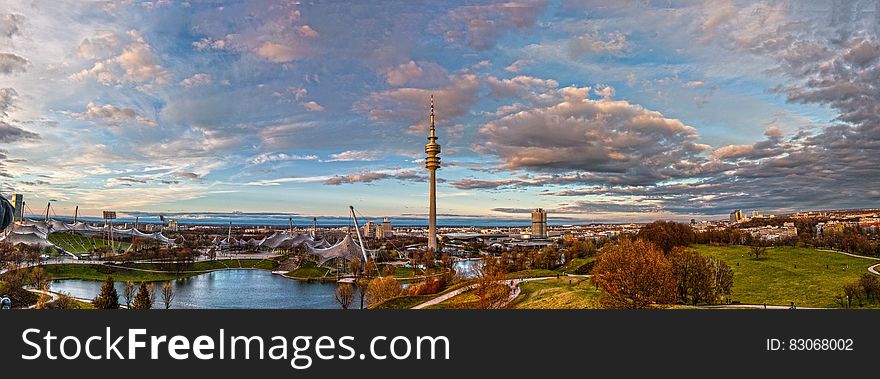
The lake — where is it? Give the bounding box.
[49,260,482,309]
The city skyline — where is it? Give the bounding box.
[1,1,879,223]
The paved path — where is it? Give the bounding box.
[25,289,59,309]
[412,276,557,309]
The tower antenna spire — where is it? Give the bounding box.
[425,94,441,251]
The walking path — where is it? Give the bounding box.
[411,276,556,309]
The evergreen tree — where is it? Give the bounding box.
[93,276,120,309]
[131,282,152,310]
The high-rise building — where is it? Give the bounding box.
[376,218,392,239]
[363,221,375,238]
[531,208,548,239]
[425,95,441,251]
[730,209,743,223]
[10,194,23,222]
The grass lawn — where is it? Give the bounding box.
[33,264,197,282]
[371,295,433,309]
[285,261,329,279]
[389,265,423,278]
[119,259,277,272]
[504,269,559,279]
[427,291,481,309]
[693,245,878,308]
[558,256,595,274]
[510,277,602,309]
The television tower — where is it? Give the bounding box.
[425,95,441,251]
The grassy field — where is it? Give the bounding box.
[693,245,878,308]
[119,259,277,272]
[48,233,130,253]
[504,269,559,279]
[558,256,595,274]
[510,277,601,309]
[33,264,197,282]
[371,295,433,309]
[285,261,329,279]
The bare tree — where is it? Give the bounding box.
[335,283,355,309]
[122,281,136,308]
[748,246,768,260]
[146,283,157,308]
[160,282,175,309]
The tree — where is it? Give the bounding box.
[349,258,362,276]
[335,283,355,309]
[160,282,175,309]
[637,221,695,254]
[355,277,369,309]
[709,258,734,303]
[365,276,401,307]
[748,246,768,260]
[473,265,511,309]
[122,282,136,308]
[93,277,120,309]
[592,239,678,308]
[131,282,152,309]
[858,274,880,303]
[30,266,49,290]
[669,248,714,306]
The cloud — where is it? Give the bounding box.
[568,30,629,57]
[0,14,24,38]
[433,0,550,50]
[325,150,381,162]
[384,60,449,87]
[173,171,201,180]
[180,73,212,88]
[356,73,481,131]
[296,25,319,38]
[255,41,301,63]
[504,59,531,73]
[77,31,123,59]
[0,53,28,75]
[70,30,169,85]
[485,75,558,98]
[303,101,324,112]
[478,85,709,186]
[65,102,156,127]
[0,88,17,117]
[0,121,39,143]
[323,170,427,185]
[249,152,318,164]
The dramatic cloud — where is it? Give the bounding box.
[357,73,481,131]
[478,85,709,186]
[384,60,449,87]
[0,120,39,143]
[0,53,28,75]
[70,30,169,85]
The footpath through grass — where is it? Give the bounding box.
[693,244,877,308]
[510,277,602,309]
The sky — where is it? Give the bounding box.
[1,0,879,224]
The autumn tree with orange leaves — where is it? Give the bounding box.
[592,239,678,309]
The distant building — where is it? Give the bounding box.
[729,209,744,223]
[531,208,548,239]
[376,217,392,239]
[165,219,179,232]
[363,221,375,238]
[10,194,23,222]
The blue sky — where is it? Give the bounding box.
[1,1,878,224]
